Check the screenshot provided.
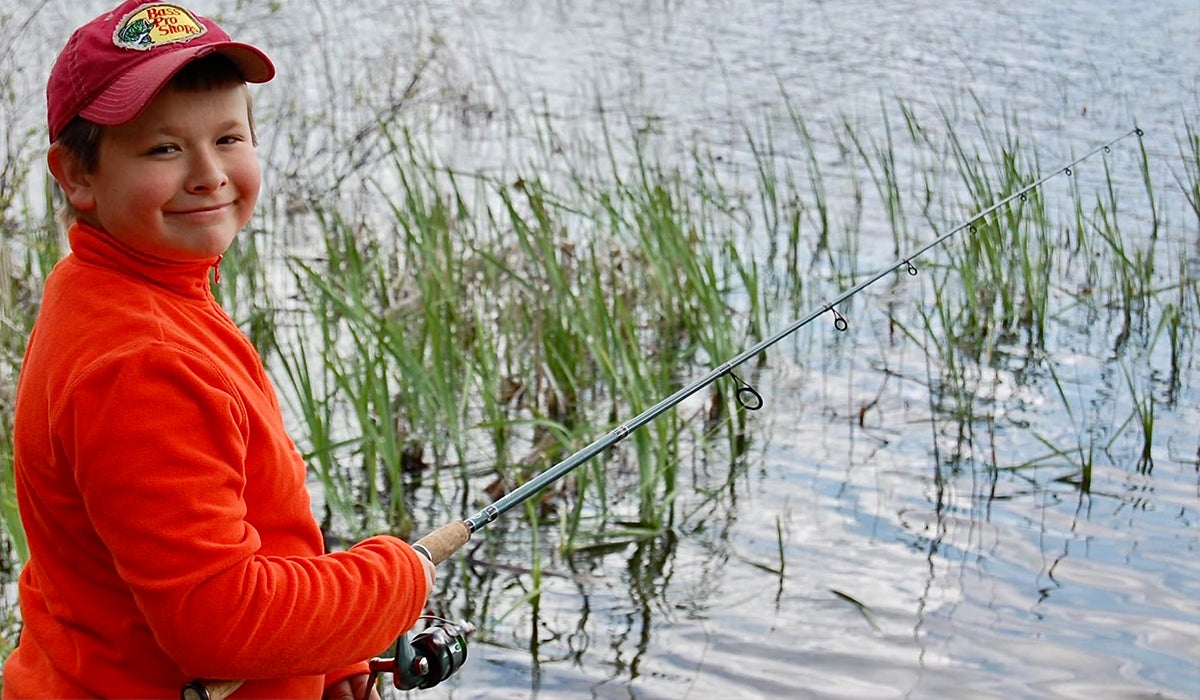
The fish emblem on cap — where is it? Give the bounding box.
[113,3,207,50]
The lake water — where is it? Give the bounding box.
[3,1,1198,699]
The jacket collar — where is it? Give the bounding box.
[68,221,220,300]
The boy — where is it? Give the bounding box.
[3,2,436,698]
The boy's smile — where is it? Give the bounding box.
[59,83,260,262]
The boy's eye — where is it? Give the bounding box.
[147,144,181,155]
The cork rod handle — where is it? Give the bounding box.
[413,520,472,564]
[181,679,242,700]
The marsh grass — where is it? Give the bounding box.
[1177,119,1200,225]
[267,117,765,547]
[922,120,1194,486]
[0,95,1195,583]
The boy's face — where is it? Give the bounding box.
[60,82,260,262]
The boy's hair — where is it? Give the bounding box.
[54,55,258,226]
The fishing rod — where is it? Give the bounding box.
[411,126,1143,558]
[183,126,1142,700]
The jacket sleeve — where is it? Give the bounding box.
[59,342,429,679]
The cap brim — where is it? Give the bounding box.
[78,42,274,128]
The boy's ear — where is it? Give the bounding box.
[47,144,96,213]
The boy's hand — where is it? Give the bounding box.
[323,674,380,700]
[417,547,436,595]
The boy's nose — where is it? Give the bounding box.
[186,149,228,193]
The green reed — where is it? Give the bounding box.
[842,107,909,259]
[1121,363,1155,472]
[1179,118,1200,225]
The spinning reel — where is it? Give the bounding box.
[363,617,475,697]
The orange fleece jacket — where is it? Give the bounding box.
[4,222,428,699]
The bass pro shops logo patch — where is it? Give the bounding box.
[112,3,207,51]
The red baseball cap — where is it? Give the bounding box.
[47,1,275,143]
